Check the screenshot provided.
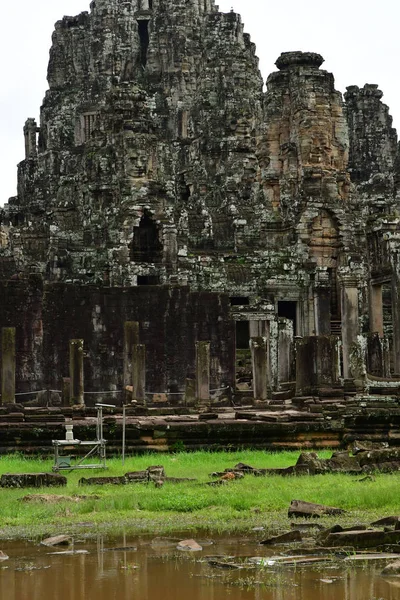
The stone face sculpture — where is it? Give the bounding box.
[1,0,400,396]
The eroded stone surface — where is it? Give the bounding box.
[288,500,346,518]
[41,535,72,547]
[0,473,67,488]
[1,0,400,403]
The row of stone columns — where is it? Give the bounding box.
[0,324,213,405]
[67,336,212,406]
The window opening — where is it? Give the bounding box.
[137,275,160,285]
[278,301,297,335]
[179,174,191,202]
[131,211,163,263]
[236,321,250,349]
[138,20,150,67]
[230,297,250,306]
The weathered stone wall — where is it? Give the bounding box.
[0,281,235,397]
[2,0,400,398]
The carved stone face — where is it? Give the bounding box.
[126,150,147,179]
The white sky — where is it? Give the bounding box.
[1,0,399,204]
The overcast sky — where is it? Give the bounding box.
[1,0,399,204]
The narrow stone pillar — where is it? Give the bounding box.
[163,225,178,274]
[62,377,71,407]
[278,320,293,384]
[341,277,360,379]
[195,341,210,403]
[69,339,84,405]
[185,378,196,406]
[1,328,16,404]
[123,321,139,393]
[132,344,146,404]
[314,289,331,335]
[370,284,384,337]
[250,337,268,401]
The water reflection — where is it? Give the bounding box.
[0,535,399,600]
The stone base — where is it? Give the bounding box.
[0,473,67,488]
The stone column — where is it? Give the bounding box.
[195,341,210,403]
[123,321,139,393]
[370,284,384,337]
[313,269,331,335]
[62,377,71,407]
[163,225,178,274]
[250,337,268,401]
[69,339,84,406]
[278,320,293,384]
[132,344,146,404]
[1,328,16,404]
[340,277,360,379]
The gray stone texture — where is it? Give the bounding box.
[1,0,400,397]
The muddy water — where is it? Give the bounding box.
[0,535,400,600]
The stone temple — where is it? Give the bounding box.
[1,0,400,417]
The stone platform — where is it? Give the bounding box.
[0,393,400,454]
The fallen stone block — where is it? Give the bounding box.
[352,440,389,454]
[147,466,166,481]
[177,539,202,551]
[1,473,67,488]
[382,559,400,575]
[260,530,302,545]
[288,499,346,518]
[328,451,362,473]
[359,448,400,468]
[41,535,72,547]
[124,471,148,482]
[317,524,367,544]
[79,476,126,486]
[371,516,400,527]
[323,530,400,549]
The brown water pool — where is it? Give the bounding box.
[0,534,399,600]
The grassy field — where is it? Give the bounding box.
[0,450,399,540]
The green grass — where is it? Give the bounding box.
[0,450,399,540]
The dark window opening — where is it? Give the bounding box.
[236,321,250,349]
[137,275,160,285]
[179,174,191,202]
[182,185,191,202]
[138,20,150,67]
[230,297,250,306]
[131,211,163,263]
[278,301,297,335]
[149,0,153,8]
